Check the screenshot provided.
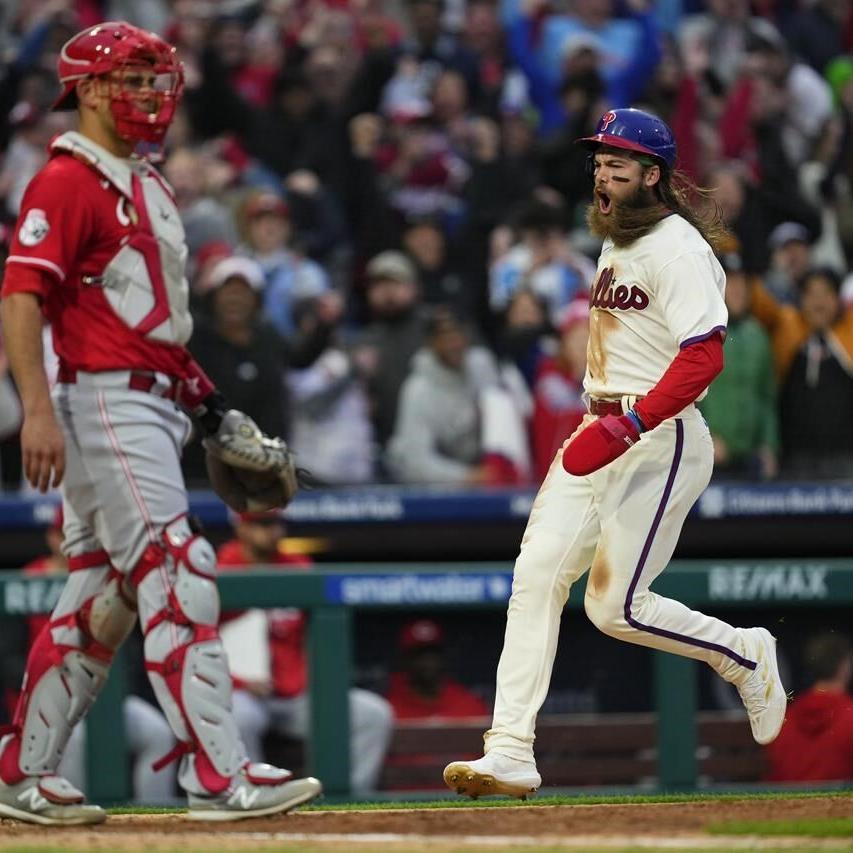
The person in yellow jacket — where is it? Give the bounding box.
[750,267,853,381]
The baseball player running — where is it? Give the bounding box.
[0,22,319,824]
[444,109,787,799]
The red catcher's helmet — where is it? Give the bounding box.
[53,21,184,145]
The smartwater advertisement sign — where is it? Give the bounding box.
[325,573,514,606]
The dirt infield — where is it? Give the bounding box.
[1,795,851,851]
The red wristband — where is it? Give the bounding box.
[178,357,216,410]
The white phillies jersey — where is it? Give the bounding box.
[584,213,727,401]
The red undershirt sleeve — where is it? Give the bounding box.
[633,333,724,430]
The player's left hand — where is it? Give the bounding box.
[562,412,642,476]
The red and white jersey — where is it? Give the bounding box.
[1,131,193,376]
[585,213,727,401]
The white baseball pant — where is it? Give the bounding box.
[484,408,758,762]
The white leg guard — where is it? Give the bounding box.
[131,516,249,796]
[14,650,109,776]
[0,551,137,784]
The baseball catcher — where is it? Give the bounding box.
[0,21,320,825]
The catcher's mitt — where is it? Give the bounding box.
[203,410,298,512]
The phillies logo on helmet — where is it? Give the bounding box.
[599,111,617,132]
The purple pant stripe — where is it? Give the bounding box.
[622,420,757,671]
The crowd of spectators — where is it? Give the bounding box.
[2,0,853,488]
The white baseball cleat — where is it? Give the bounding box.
[186,765,322,822]
[0,774,106,826]
[736,627,788,745]
[443,752,541,800]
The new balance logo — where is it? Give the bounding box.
[18,786,49,812]
[227,785,260,810]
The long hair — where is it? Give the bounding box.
[654,167,728,251]
[586,154,729,249]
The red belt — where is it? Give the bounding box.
[589,398,628,417]
[57,365,180,401]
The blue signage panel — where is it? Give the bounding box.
[324,573,514,606]
[3,483,853,530]
[696,483,853,518]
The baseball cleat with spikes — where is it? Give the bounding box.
[443,753,540,800]
[736,627,788,745]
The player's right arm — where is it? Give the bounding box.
[1,159,91,491]
[0,285,64,491]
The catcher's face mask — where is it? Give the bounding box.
[54,21,184,145]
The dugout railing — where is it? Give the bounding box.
[0,558,851,802]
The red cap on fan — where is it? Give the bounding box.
[399,618,445,651]
[559,299,590,335]
[234,509,286,524]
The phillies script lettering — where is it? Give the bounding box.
[590,268,649,311]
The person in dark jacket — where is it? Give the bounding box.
[184,255,336,485]
[766,632,853,782]
[351,251,428,449]
[778,269,853,478]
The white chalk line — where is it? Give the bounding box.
[228,831,853,849]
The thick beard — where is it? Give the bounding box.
[586,185,670,248]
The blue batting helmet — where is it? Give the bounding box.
[577,108,677,171]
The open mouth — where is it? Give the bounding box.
[597,191,612,214]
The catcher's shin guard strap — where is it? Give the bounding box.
[151,739,192,772]
[130,542,169,589]
[68,549,110,571]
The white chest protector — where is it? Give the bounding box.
[51,132,193,345]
